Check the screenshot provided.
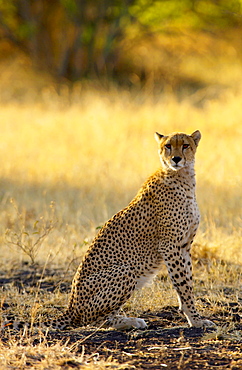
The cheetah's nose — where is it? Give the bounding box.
[172,156,182,164]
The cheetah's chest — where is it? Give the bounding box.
[157,185,199,244]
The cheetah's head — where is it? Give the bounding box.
[154,130,201,171]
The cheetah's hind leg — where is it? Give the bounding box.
[69,264,147,330]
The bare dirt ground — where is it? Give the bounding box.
[1,264,241,369]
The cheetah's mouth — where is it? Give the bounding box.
[171,163,183,170]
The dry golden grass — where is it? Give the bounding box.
[0,58,241,369]
[0,79,241,266]
[0,335,120,370]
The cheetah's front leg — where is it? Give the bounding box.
[160,243,215,327]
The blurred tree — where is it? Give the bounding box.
[0,0,241,81]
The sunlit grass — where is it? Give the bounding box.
[0,84,241,267]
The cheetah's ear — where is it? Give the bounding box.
[190,130,201,147]
[154,132,164,143]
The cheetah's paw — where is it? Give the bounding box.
[192,319,216,328]
[131,318,147,329]
[200,319,216,327]
[112,317,147,330]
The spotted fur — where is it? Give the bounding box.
[3,130,215,331]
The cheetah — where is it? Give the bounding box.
[4,130,215,331]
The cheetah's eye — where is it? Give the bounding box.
[183,144,189,149]
[165,144,171,149]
